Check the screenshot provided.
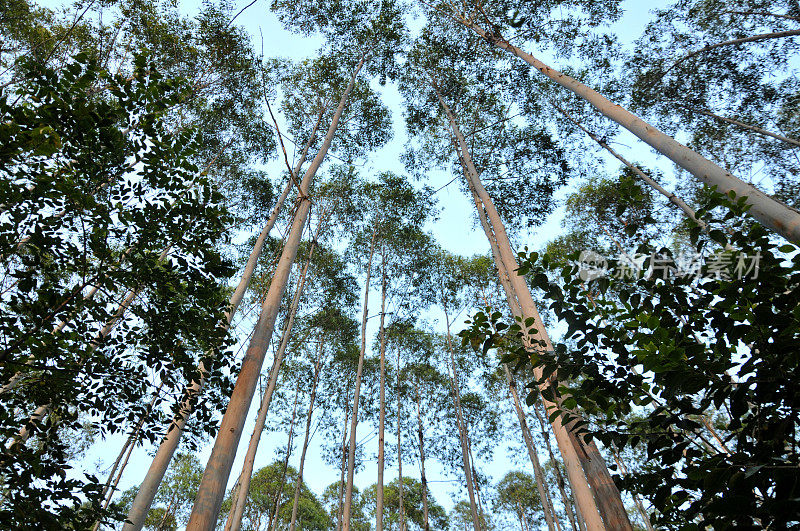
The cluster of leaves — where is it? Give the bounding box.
[462,191,800,527]
[0,52,236,527]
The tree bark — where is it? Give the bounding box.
[434,87,631,530]
[456,17,800,243]
[342,225,378,531]
[225,213,325,531]
[288,344,324,531]
[122,106,325,531]
[610,447,654,531]
[186,54,368,530]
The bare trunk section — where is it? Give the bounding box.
[553,103,705,228]
[458,18,800,243]
[396,345,406,531]
[337,407,349,531]
[443,308,482,531]
[186,54,368,530]
[342,226,378,531]
[434,87,631,530]
[122,107,326,531]
[376,247,388,531]
[267,383,301,531]
[288,344,324,531]
[414,381,431,531]
[503,365,558,531]
[225,213,326,531]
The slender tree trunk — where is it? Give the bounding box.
[288,345,324,531]
[668,29,800,69]
[226,214,326,531]
[342,225,378,531]
[443,308,482,531]
[435,87,631,530]
[455,17,800,243]
[396,345,406,531]
[610,447,655,531]
[533,402,579,531]
[121,106,324,531]
[553,103,705,228]
[465,430,486,529]
[503,365,558,531]
[267,383,301,531]
[186,54,368,530]
[414,381,431,531]
[376,246,389,531]
[337,411,349,531]
[679,105,800,147]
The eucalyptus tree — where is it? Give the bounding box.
[187,33,392,525]
[342,172,437,531]
[417,0,800,243]
[402,23,632,530]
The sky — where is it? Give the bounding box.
[36,0,674,526]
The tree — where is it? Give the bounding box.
[494,471,542,531]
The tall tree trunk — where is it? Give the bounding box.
[414,381,431,531]
[376,246,389,531]
[503,365,558,531]
[337,408,349,531]
[434,88,630,530]
[342,226,378,531]
[465,429,486,529]
[186,54,368,530]
[396,345,406,531]
[226,212,326,531]
[533,402,580,531]
[453,16,800,243]
[288,344,324,531]
[122,106,325,531]
[443,307,482,531]
[267,383,301,531]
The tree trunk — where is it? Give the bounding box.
[503,365,558,531]
[342,225,378,531]
[443,308,482,531]
[186,54,368,530]
[226,213,326,531]
[288,344,324,531]
[122,106,324,531]
[434,87,630,530]
[337,409,349,531]
[267,383,301,531]
[456,17,800,243]
[533,402,579,531]
[376,246,389,531]
[414,381,431,531]
[396,345,406,531]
